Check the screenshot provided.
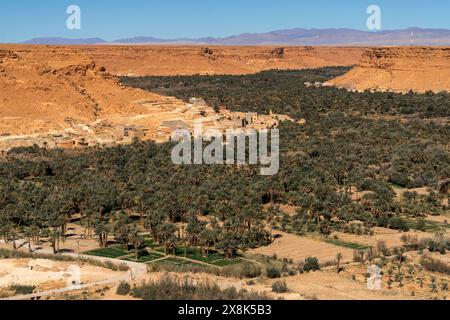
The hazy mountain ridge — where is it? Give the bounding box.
[19,27,450,45]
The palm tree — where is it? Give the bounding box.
[167,235,178,256]
[158,223,177,256]
[22,227,34,253]
[186,216,206,248]
[113,211,131,250]
[49,228,63,254]
[94,221,110,248]
[128,228,144,260]
[200,229,216,258]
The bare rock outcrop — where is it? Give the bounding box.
[0,46,164,135]
[326,47,450,93]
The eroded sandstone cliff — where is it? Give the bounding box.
[0,46,164,135]
[326,47,450,93]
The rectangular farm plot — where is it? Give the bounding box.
[210,258,243,267]
[249,231,354,263]
[153,246,229,264]
[122,251,164,263]
[83,247,129,258]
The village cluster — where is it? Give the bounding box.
[0,97,293,152]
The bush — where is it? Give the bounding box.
[303,257,320,272]
[376,240,390,256]
[272,280,289,293]
[223,286,239,299]
[420,255,450,275]
[238,262,263,278]
[427,238,448,254]
[147,261,261,279]
[388,217,410,232]
[9,285,35,295]
[131,276,270,300]
[116,281,131,296]
[416,219,426,231]
[266,265,281,278]
[377,216,409,232]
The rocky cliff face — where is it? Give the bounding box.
[326,47,450,93]
[0,46,164,135]
[82,46,363,76]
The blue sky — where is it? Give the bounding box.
[0,0,449,42]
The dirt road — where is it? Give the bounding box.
[0,248,146,300]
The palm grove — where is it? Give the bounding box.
[0,68,449,259]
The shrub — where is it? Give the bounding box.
[416,219,426,231]
[303,257,320,272]
[427,235,449,254]
[131,276,270,300]
[420,255,450,275]
[9,285,35,295]
[376,240,390,256]
[116,281,131,296]
[239,262,263,278]
[266,265,281,278]
[377,216,409,231]
[353,250,365,263]
[272,280,289,293]
[223,286,239,299]
[147,261,261,279]
[388,217,410,232]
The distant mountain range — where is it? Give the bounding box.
[20,27,450,46]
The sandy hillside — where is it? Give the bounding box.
[326,47,450,93]
[81,45,363,76]
[0,46,165,135]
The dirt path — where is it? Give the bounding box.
[0,248,146,301]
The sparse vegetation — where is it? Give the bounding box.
[303,257,320,272]
[266,265,282,279]
[131,276,270,300]
[420,255,450,275]
[116,281,131,296]
[8,285,36,295]
[272,280,289,293]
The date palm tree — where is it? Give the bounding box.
[128,227,144,260]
